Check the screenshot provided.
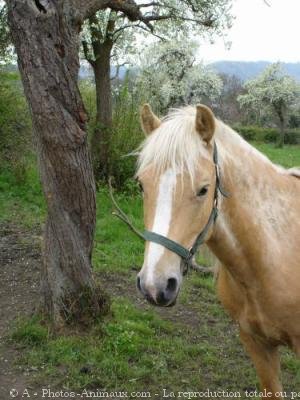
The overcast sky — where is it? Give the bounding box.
[200,0,300,63]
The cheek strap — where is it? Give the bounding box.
[143,206,218,266]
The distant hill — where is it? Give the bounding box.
[79,64,128,80]
[79,61,300,82]
[210,61,300,82]
[4,60,300,82]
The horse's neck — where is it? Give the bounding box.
[208,122,299,283]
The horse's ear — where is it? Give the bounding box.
[195,104,216,144]
[140,104,161,135]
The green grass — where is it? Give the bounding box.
[253,142,300,167]
[10,283,300,396]
[1,142,300,396]
[0,164,45,227]
[11,300,221,392]
[94,188,144,273]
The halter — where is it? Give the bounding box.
[143,142,228,274]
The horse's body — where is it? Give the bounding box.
[136,104,300,398]
[210,122,300,395]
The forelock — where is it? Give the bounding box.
[136,106,210,181]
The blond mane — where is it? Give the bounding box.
[136,105,297,182]
[136,106,211,180]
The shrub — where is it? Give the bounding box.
[109,83,143,189]
[285,130,300,144]
[233,124,300,145]
[0,70,32,182]
[81,78,144,190]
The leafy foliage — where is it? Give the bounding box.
[81,0,234,68]
[80,77,143,189]
[238,63,300,145]
[238,63,300,113]
[136,40,223,112]
[0,4,11,61]
[81,10,137,69]
[109,81,144,188]
[0,71,32,182]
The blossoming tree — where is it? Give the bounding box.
[238,63,300,147]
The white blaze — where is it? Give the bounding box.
[144,169,177,284]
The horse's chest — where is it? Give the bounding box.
[218,268,300,351]
[238,292,289,345]
[217,268,284,343]
[239,307,278,342]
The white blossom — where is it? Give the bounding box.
[136,40,223,111]
[238,63,300,122]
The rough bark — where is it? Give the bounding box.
[91,41,113,181]
[6,0,109,326]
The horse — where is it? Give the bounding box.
[135,103,300,399]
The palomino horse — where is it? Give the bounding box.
[135,104,300,399]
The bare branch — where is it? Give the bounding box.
[82,40,95,66]
[110,62,128,80]
[112,23,135,37]
[108,178,145,240]
[81,0,144,21]
[138,2,161,7]
[131,23,166,40]
[143,13,173,22]
[140,12,215,28]
[74,0,217,33]
[113,21,166,42]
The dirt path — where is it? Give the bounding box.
[0,223,41,400]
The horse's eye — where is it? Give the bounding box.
[197,185,209,197]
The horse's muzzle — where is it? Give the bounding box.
[136,275,178,307]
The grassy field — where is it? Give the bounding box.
[253,142,300,167]
[1,143,300,398]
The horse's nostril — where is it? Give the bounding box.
[166,277,177,293]
[136,276,142,292]
[156,290,167,305]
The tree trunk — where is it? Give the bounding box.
[278,117,285,148]
[91,41,113,182]
[7,0,109,326]
[275,102,286,148]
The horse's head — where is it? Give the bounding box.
[136,104,218,307]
